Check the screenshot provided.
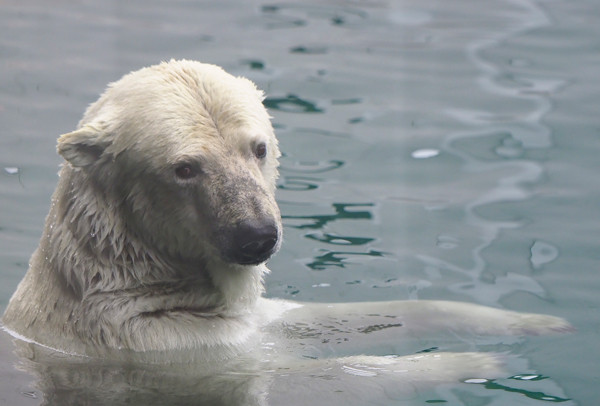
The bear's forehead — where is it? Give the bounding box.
[117,62,259,109]
[111,64,268,134]
[85,61,275,167]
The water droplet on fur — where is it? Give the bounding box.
[411,149,440,159]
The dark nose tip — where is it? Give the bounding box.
[232,221,279,265]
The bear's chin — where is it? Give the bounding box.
[226,250,277,266]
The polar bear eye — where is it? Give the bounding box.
[254,142,267,159]
[174,164,197,180]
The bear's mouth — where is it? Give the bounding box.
[232,238,279,265]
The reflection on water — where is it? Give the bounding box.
[282,203,383,270]
[278,159,345,191]
[305,233,374,246]
[412,0,566,307]
[278,176,320,191]
[263,94,324,113]
[281,159,344,173]
[282,203,373,230]
[529,240,559,270]
[306,249,385,271]
[467,376,571,403]
[260,4,368,29]
[241,59,266,70]
[290,45,328,55]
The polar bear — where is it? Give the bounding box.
[2,60,571,402]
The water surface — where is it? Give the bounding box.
[1,0,599,404]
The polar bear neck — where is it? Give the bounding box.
[42,166,264,317]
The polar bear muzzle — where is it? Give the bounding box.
[205,163,282,266]
[223,219,279,265]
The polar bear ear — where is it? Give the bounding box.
[57,124,111,168]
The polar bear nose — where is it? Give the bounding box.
[231,221,279,265]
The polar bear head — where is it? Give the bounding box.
[56,60,282,269]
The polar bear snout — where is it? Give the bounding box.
[225,220,280,265]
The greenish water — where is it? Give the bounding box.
[1,0,598,405]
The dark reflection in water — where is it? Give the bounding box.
[263,94,323,113]
[290,45,327,55]
[307,249,385,270]
[260,4,368,28]
[287,128,351,139]
[467,377,571,403]
[282,203,373,230]
[281,201,379,270]
[416,346,439,353]
[281,159,344,173]
[260,5,305,29]
[278,160,344,190]
[305,233,374,246]
[347,116,366,124]
[331,98,362,106]
[240,59,265,70]
[278,176,319,191]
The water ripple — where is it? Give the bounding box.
[282,203,374,230]
[261,4,368,29]
[416,0,563,306]
[263,94,324,113]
